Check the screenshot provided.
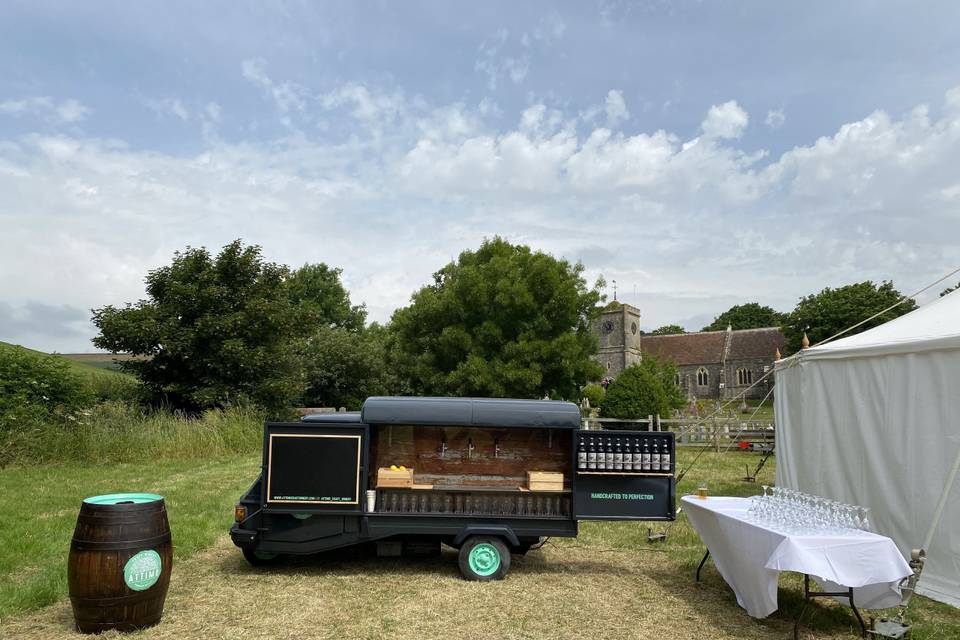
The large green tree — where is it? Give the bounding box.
[601,355,685,419]
[288,263,367,332]
[784,280,917,353]
[92,240,343,413]
[300,326,392,410]
[388,237,604,399]
[702,303,785,332]
[649,324,685,335]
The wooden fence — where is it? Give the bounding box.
[583,415,775,451]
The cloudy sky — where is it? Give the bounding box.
[3,1,960,352]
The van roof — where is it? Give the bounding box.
[358,396,581,429]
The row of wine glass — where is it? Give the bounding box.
[747,485,871,532]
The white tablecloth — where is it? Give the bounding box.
[682,495,913,618]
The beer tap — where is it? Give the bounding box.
[439,436,448,458]
[494,437,501,458]
[467,437,475,459]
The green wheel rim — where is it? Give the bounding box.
[254,550,277,561]
[468,543,501,577]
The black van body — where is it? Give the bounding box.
[230,397,674,579]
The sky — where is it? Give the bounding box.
[3,1,960,352]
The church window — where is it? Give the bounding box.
[697,367,709,386]
[737,368,753,385]
[674,373,681,386]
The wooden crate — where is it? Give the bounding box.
[527,470,564,492]
[377,467,414,488]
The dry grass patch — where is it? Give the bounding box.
[1,535,852,640]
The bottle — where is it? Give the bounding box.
[641,439,651,471]
[614,438,623,471]
[632,438,643,470]
[605,438,614,470]
[651,440,661,471]
[588,437,597,470]
[623,440,633,471]
[578,436,587,470]
[661,440,671,473]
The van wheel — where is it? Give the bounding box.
[458,536,510,581]
[242,547,281,567]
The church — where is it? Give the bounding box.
[591,302,785,400]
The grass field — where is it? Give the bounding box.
[1,448,957,638]
[0,455,260,620]
[59,352,146,372]
[0,341,134,380]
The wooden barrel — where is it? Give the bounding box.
[68,493,173,633]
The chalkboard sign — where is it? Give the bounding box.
[266,434,362,505]
[573,475,674,520]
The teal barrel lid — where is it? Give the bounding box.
[83,492,164,505]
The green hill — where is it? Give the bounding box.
[0,341,134,380]
[0,342,138,404]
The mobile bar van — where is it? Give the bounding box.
[231,396,674,580]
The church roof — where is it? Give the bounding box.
[727,327,785,359]
[641,331,727,365]
[640,327,784,365]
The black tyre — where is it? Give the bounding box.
[457,536,511,581]
[242,547,281,567]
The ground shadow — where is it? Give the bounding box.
[667,556,873,638]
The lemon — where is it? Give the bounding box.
[399,465,407,471]
[390,465,398,471]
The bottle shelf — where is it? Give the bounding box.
[577,471,673,477]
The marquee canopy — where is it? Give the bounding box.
[775,290,960,606]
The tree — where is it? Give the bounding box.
[580,383,606,409]
[288,263,367,332]
[637,353,686,411]
[300,327,392,410]
[783,280,917,353]
[702,303,785,332]
[92,240,318,413]
[0,346,90,421]
[650,324,685,335]
[941,282,959,297]
[388,237,604,399]
[601,355,684,419]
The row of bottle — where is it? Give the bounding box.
[577,435,672,473]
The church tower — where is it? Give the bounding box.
[592,302,642,378]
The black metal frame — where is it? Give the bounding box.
[696,549,710,582]
[794,573,866,640]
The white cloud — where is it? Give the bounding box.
[320,83,406,123]
[701,100,749,139]
[205,102,222,123]
[56,99,89,124]
[241,58,307,122]
[522,14,567,47]
[0,96,90,123]
[475,29,531,91]
[765,108,786,129]
[3,87,960,351]
[605,90,630,126]
[145,97,190,121]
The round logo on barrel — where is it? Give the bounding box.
[124,549,162,591]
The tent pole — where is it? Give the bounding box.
[922,444,960,552]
